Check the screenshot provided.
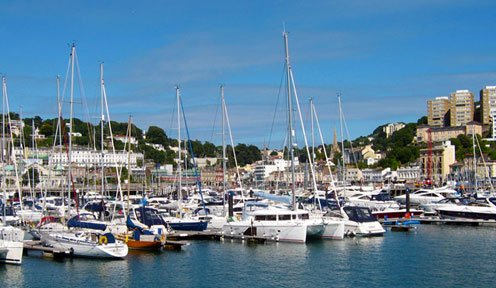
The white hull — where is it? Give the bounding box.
[41,232,128,259]
[322,218,345,240]
[345,221,385,237]
[305,218,325,238]
[0,226,24,264]
[223,221,307,243]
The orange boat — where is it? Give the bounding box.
[116,232,165,251]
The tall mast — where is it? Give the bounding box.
[56,75,63,150]
[338,93,346,184]
[221,85,227,205]
[100,63,105,201]
[284,31,296,211]
[176,86,182,206]
[32,118,35,197]
[2,77,6,225]
[126,115,132,214]
[472,128,477,193]
[67,43,76,216]
[310,97,315,182]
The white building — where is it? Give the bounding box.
[395,166,421,182]
[50,147,143,168]
[383,122,405,138]
[362,168,391,183]
[113,134,138,145]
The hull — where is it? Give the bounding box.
[0,226,25,265]
[306,219,325,238]
[372,209,423,219]
[322,219,345,240]
[437,209,496,220]
[0,241,23,265]
[116,234,164,251]
[223,221,307,243]
[41,232,128,259]
[126,240,163,251]
[166,220,208,231]
[345,221,385,237]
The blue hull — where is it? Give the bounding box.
[168,221,208,231]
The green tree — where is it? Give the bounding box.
[146,126,169,146]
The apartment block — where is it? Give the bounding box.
[427,96,450,127]
[450,90,474,127]
[480,86,496,139]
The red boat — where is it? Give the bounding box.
[372,208,423,220]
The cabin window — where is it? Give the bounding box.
[266,215,277,221]
[255,215,266,221]
[301,214,309,220]
[279,214,291,221]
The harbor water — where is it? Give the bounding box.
[1,225,494,287]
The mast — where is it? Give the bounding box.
[100,63,105,203]
[472,127,478,193]
[176,86,182,209]
[2,77,6,225]
[32,118,35,198]
[67,43,76,218]
[221,85,227,209]
[126,115,132,214]
[338,93,346,184]
[284,31,296,211]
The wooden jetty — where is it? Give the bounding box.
[23,240,72,258]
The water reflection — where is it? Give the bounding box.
[0,264,24,287]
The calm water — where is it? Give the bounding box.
[1,225,495,287]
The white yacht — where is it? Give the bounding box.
[341,206,385,237]
[394,187,458,206]
[436,197,496,220]
[345,191,400,211]
[0,225,24,265]
[223,202,308,243]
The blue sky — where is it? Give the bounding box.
[1,1,496,148]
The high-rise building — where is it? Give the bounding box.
[480,86,496,138]
[427,96,450,127]
[449,90,474,127]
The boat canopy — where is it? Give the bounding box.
[343,206,376,223]
[253,191,291,204]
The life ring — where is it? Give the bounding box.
[99,235,108,245]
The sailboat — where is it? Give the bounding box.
[223,32,320,243]
[0,76,25,265]
[306,98,345,239]
[40,45,128,259]
[161,86,208,231]
[115,116,166,251]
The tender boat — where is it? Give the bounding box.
[342,206,385,237]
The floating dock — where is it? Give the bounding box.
[23,240,72,258]
[222,234,268,244]
[416,217,496,226]
[167,230,222,241]
[379,216,496,227]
